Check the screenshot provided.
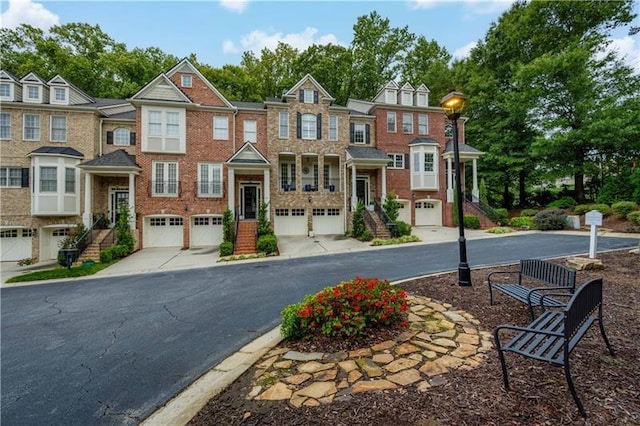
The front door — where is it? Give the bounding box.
[241,185,260,219]
[356,177,369,206]
[111,190,129,226]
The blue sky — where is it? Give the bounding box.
[2,0,639,72]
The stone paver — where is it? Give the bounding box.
[246,295,494,407]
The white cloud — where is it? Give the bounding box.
[453,41,477,60]
[0,0,59,30]
[219,0,248,14]
[224,27,344,56]
[409,0,514,15]
[606,35,640,73]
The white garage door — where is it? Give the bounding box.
[0,228,33,261]
[274,208,307,236]
[312,208,344,235]
[48,228,70,260]
[397,200,411,224]
[144,216,183,248]
[415,200,442,226]
[191,216,223,247]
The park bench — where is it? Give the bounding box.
[488,259,576,319]
[493,278,615,418]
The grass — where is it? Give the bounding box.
[6,262,113,283]
[370,235,421,246]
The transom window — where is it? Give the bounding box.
[275,209,289,216]
[150,218,166,226]
[0,112,10,139]
[169,217,183,226]
[279,112,289,138]
[388,153,404,169]
[329,115,338,141]
[0,229,17,238]
[402,113,413,133]
[114,128,130,146]
[50,116,67,142]
[194,217,209,226]
[312,208,325,216]
[387,111,396,132]
[198,163,223,197]
[181,74,192,87]
[244,120,257,143]
[24,114,40,140]
[418,114,428,135]
[213,116,229,140]
[327,208,340,216]
[52,229,69,236]
[0,167,22,187]
[301,114,316,140]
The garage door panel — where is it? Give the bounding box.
[191,217,222,246]
[274,208,306,236]
[397,201,411,224]
[415,200,442,226]
[1,229,32,261]
[144,217,183,248]
[312,208,343,235]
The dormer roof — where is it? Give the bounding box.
[284,74,334,101]
[20,72,46,84]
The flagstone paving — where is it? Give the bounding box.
[247,295,494,408]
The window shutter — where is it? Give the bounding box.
[21,168,29,188]
[296,112,302,139]
[350,123,354,143]
[404,154,410,169]
[299,90,304,102]
[106,131,113,145]
[313,90,318,104]
[365,124,371,144]
[316,113,322,139]
[130,132,136,145]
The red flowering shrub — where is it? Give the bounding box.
[280,277,408,339]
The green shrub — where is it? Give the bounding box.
[487,227,513,234]
[99,244,130,263]
[280,277,408,339]
[393,220,411,237]
[257,234,278,254]
[494,208,509,223]
[520,209,538,217]
[257,202,272,237]
[572,204,593,215]
[99,249,113,264]
[222,208,234,243]
[547,196,576,209]
[383,192,399,222]
[627,211,640,226]
[464,214,480,229]
[534,208,567,230]
[589,203,613,217]
[219,241,234,256]
[371,235,420,246]
[611,201,638,219]
[115,204,135,251]
[360,230,373,241]
[509,216,534,229]
[351,201,366,239]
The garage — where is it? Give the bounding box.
[415,200,442,226]
[397,200,411,224]
[190,216,223,247]
[274,208,307,236]
[0,228,33,261]
[144,216,184,248]
[312,208,344,235]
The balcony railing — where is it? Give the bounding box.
[149,181,180,197]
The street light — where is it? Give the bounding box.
[441,90,472,287]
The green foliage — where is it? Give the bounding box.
[257,234,278,254]
[509,216,534,229]
[6,262,112,283]
[627,211,640,226]
[17,257,35,266]
[487,227,513,234]
[257,202,272,237]
[115,204,135,251]
[589,203,613,217]
[382,192,399,222]
[597,168,640,204]
[360,230,374,242]
[547,197,576,209]
[393,220,412,237]
[572,204,593,215]
[219,241,234,256]
[351,201,366,239]
[371,235,420,246]
[479,178,489,205]
[99,244,130,263]
[222,208,234,243]
[534,208,568,230]
[280,277,408,339]
[520,209,539,217]
[464,214,480,229]
[494,208,509,223]
[611,201,638,218]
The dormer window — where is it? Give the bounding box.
[401,91,412,106]
[54,87,66,102]
[385,89,396,104]
[26,85,40,102]
[181,74,192,88]
[0,83,11,99]
[417,92,428,106]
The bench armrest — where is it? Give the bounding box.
[487,270,519,285]
[526,286,573,306]
[493,323,563,349]
[540,292,573,311]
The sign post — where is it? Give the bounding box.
[584,210,603,259]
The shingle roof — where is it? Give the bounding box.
[443,141,483,154]
[79,150,140,168]
[230,101,265,109]
[346,146,390,160]
[106,110,136,120]
[265,97,284,103]
[408,137,439,145]
[28,146,84,158]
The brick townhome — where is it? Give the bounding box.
[1,58,483,261]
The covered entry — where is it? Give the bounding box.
[415,199,442,226]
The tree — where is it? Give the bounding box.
[293,44,353,105]
[383,192,399,222]
[399,36,452,104]
[241,42,300,99]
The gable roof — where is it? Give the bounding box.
[408,137,439,146]
[227,142,270,165]
[20,72,46,84]
[284,74,334,101]
[372,81,400,101]
[443,141,484,155]
[0,70,20,82]
[165,58,235,108]
[47,74,95,104]
[346,146,390,161]
[415,84,430,93]
[130,73,192,103]
[78,149,141,169]
[400,82,415,91]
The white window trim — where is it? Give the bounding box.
[410,145,439,190]
[141,106,186,153]
[0,112,10,139]
[50,87,68,105]
[385,89,396,104]
[329,115,338,141]
[23,113,40,141]
[301,113,316,140]
[197,163,223,198]
[244,120,257,143]
[353,123,366,144]
[24,85,42,103]
[0,167,22,188]
[401,91,413,106]
[181,74,192,88]
[30,155,80,215]
[387,153,404,169]
[387,111,396,133]
[279,111,289,138]
[402,113,413,134]
[213,116,229,140]
[303,89,314,104]
[152,161,179,197]
[114,128,131,146]
[417,92,428,107]
[50,115,67,142]
[0,82,13,101]
[418,114,429,135]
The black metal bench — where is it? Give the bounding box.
[493,278,615,417]
[488,259,576,319]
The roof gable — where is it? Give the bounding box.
[373,81,399,103]
[47,74,95,104]
[20,72,46,84]
[400,82,415,91]
[227,142,269,164]
[284,74,334,101]
[130,74,192,103]
[165,58,234,108]
[0,70,20,82]
[416,84,430,93]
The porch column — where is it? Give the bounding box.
[82,172,92,228]
[263,168,270,221]
[128,172,136,229]
[472,158,479,202]
[227,168,235,212]
[351,164,357,209]
[446,157,454,202]
[381,166,387,201]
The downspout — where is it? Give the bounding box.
[232,107,238,152]
[99,118,104,156]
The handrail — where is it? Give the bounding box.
[74,214,108,259]
[234,205,240,248]
[98,228,116,251]
[465,195,502,223]
[363,209,378,237]
[373,199,397,237]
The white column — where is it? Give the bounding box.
[381,166,387,201]
[446,157,454,203]
[227,168,235,212]
[472,158,479,202]
[350,164,357,209]
[263,168,270,221]
[82,172,92,228]
[128,173,136,229]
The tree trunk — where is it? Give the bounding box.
[518,170,527,207]
[574,171,585,203]
[502,176,513,208]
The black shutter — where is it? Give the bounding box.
[299,90,304,102]
[21,168,29,188]
[296,112,302,139]
[350,123,354,143]
[404,154,410,169]
[316,113,322,139]
[130,132,136,145]
[313,90,318,104]
[106,131,113,145]
[365,124,371,144]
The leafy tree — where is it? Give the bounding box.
[257,201,272,237]
[293,44,353,105]
[351,201,366,239]
[200,64,263,102]
[399,36,452,104]
[382,192,399,222]
[241,42,300,99]
[222,208,234,243]
[115,204,135,252]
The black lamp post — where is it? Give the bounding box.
[441,91,472,286]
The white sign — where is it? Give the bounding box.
[585,210,603,226]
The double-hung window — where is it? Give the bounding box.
[27,85,40,101]
[24,114,40,141]
[54,87,66,103]
[181,74,192,87]
[0,167,22,187]
[166,112,179,137]
[411,145,438,190]
[279,112,289,138]
[64,167,76,193]
[388,153,404,169]
[114,128,130,145]
[244,120,257,143]
[153,162,178,196]
[418,114,428,135]
[50,116,67,142]
[301,114,316,140]
[329,115,338,141]
[352,123,366,144]
[417,92,428,106]
[303,89,315,104]
[0,112,10,139]
[148,111,162,136]
[142,106,186,153]
[387,111,396,132]
[280,162,296,190]
[213,116,229,140]
[402,113,413,133]
[198,163,223,197]
[40,166,57,192]
[0,83,10,99]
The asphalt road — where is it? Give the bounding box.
[1,233,638,425]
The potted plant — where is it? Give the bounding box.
[307,220,314,238]
[329,184,335,192]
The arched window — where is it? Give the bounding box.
[444,123,453,139]
[114,128,130,146]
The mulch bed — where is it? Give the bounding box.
[190,249,639,426]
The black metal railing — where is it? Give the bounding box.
[74,214,108,258]
[373,199,397,236]
[99,228,116,251]
[234,206,240,249]
[465,195,502,223]
[280,183,297,192]
[363,208,378,237]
